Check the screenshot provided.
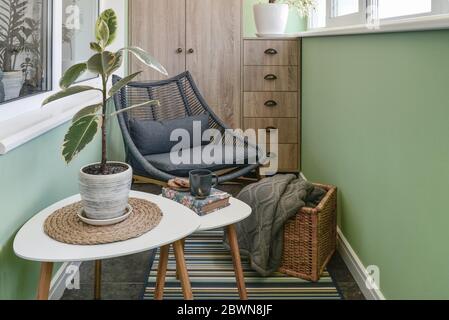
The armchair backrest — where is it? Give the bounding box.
[112,71,226,132]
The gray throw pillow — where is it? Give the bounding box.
[129,113,210,155]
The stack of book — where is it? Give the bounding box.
[162,188,231,216]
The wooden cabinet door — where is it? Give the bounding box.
[186,0,241,128]
[129,0,186,80]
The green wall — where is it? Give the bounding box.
[0,124,100,300]
[243,0,306,37]
[302,30,449,299]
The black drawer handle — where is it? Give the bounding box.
[264,48,278,55]
[264,74,277,81]
[264,100,278,107]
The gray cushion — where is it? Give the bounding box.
[142,144,260,177]
[129,113,209,155]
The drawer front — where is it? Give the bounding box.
[244,92,298,118]
[244,118,298,144]
[244,66,298,92]
[244,40,299,66]
[263,144,299,172]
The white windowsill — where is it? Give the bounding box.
[296,13,449,37]
[0,91,102,155]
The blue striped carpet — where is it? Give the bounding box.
[143,230,342,300]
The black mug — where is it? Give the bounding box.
[189,169,218,199]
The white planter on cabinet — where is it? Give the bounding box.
[253,3,289,35]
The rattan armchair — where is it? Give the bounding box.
[113,71,264,184]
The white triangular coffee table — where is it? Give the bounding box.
[154,197,252,300]
[14,191,200,300]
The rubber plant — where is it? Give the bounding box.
[42,9,167,173]
[268,0,315,16]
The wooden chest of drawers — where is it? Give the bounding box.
[242,38,300,173]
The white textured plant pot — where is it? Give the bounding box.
[253,3,289,35]
[79,162,133,220]
[2,71,23,101]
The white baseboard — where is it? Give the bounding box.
[337,227,386,300]
[49,262,82,300]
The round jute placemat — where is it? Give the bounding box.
[44,198,163,245]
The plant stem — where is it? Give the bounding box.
[100,74,108,174]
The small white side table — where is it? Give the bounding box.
[156,198,252,300]
[14,191,200,300]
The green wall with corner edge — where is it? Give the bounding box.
[301,29,449,299]
[95,1,449,300]
[0,123,100,300]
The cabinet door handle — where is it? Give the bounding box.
[176,48,183,53]
[264,100,278,107]
[266,126,277,132]
[188,48,194,54]
[264,48,278,55]
[264,74,277,81]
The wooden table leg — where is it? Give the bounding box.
[37,262,53,300]
[155,245,170,300]
[94,260,102,300]
[226,225,248,300]
[176,238,186,280]
[173,240,193,300]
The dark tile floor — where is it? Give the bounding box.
[62,182,365,300]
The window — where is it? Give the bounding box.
[379,0,431,19]
[0,0,52,104]
[62,0,99,82]
[332,0,359,16]
[326,0,366,27]
[308,0,449,30]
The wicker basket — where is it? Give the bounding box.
[279,183,337,282]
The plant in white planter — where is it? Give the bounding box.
[254,0,315,35]
[0,0,31,101]
[42,9,167,220]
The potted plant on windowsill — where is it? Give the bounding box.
[0,0,31,101]
[42,9,167,221]
[253,0,315,36]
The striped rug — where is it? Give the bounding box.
[143,230,342,300]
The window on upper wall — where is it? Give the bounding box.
[308,0,449,30]
[62,0,99,82]
[0,0,52,104]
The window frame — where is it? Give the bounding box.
[0,0,53,107]
[376,0,444,21]
[0,0,102,123]
[326,0,367,28]
[309,0,449,31]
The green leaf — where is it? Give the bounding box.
[120,46,168,76]
[42,86,100,106]
[90,42,102,53]
[99,9,118,46]
[95,19,109,47]
[72,103,102,123]
[59,63,87,89]
[87,51,123,77]
[108,71,141,97]
[62,114,101,164]
[87,53,103,74]
[104,51,123,76]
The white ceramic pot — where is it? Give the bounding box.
[253,3,289,35]
[79,162,133,220]
[2,71,23,101]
